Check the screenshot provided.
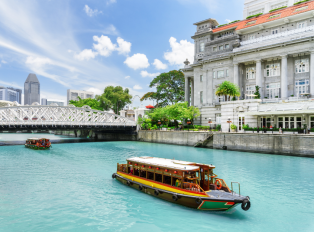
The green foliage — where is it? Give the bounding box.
[217,20,240,27]
[254,86,261,99]
[242,124,250,130]
[215,81,241,101]
[269,6,287,12]
[246,13,263,19]
[216,124,221,130]
[294,0,309,5]
[97,86,132,114]
[69,97,103,111]
[230,124,237,130]
[141,70,185,107]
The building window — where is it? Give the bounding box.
[216,114,221,124]
[266,83,280,99]
[217,70,224,78]
[200,75,203,82]
[239,117,245,131]
[248,8,264,16]
[200,91,203,104]
[200,42,205,52]
[260,117,271,128]
[266,63,280,77]
[225,44,230,49]
[295,59,309,73]
[295,79,309,97]
[219,45,223,50]
[213,47,217,52]
[246,85,255,99]
[248,34,255,40]
[213,71,216,79]
[246,67,256,79]
[271,2,287,10]
[271,28,279,34]
[310,116,314,128]
[298,21,306,28]
[226,69,229,77]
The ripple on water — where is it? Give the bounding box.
[0,142,314,232]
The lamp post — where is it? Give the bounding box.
[187,119,191,131]
[158,120,161,130]
[208,118,212,131]
[227,117,232,133]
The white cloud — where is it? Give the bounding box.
[92,36,131,57]
[93,35,116,57]
[176,0,219,13]
[153,59,168,70]
[116,37,131,55]
[107,0,117,5]
[225,19,231,23]
[124,53,150,70]
[164,37,194,66]
[84,5,102,17]
[74,49,97,61]
[140,71,160,78]
[26,56,52,66]
[125,76,130,79]
[1,60,7,64]
[85,87,103,96]
[133,84,142,90]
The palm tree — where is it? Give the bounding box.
[215,81,241,101]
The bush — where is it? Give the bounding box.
[217,20,240,28]
[216,125,221,130]
[246,13,263,19]
[294,0,309,5]
[230,124,237,130]
[269,6,287,13]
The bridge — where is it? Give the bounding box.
[0,104,137,133]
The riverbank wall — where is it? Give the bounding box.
[138,131,213,148]
[213,133,314,157]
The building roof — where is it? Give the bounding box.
[25,73,39,83]
[194,18,219,26]
[212,1,314,33]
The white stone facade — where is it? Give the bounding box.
[183,0,314,130]
[67,89,94,104]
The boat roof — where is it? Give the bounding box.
[27,138,39,140]
[127,157,215,171]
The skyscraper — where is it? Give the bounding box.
[0,86,22,104]
[67,89,94,104]
[24,73,40,105]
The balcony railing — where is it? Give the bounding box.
[239,25,314,47]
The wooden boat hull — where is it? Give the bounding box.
[114,171,243,211]
[25,144,51,150]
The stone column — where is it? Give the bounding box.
[185,76,190,105]
[234,63,239,86]
[191,78,194,106]
[256,60,262,96]
[281,55,288,99]
[206,69,213,105]
[310,51,314,97]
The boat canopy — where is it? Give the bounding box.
[127,157,215,171]
[27,138,39,141]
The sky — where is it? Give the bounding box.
[0,0,244,107]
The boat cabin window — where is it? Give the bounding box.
[164,175,171,185]
[140,170,146,178]
[147,172,154,180]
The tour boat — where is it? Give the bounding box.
[25,138,52,150]
[113,157,251,211]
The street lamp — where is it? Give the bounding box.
[208,118,212,131]
[227,117,232,133]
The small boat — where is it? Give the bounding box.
[25,138,52,150]
[113,157,251,211]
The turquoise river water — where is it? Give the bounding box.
[0,141,314,232]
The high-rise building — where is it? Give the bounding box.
[41,98,47,105]
[47,99,64,106]
[0,86,22,103]
[24,73,40,105]
[67,89,94,104]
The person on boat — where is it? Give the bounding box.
[42,140,45,146]
[175,179,181,187]
[129,167,133,175]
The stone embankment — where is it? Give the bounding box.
[138,131,214,148]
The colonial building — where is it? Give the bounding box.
[182,0,314,132]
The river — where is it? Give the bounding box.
[0,141,313,231]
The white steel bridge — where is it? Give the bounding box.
[0,104,137,130]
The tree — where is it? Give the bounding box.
[215,81,241,101]
[69,97,103,111]
[141,70,185,107]
[254,86,261,99]
[98,86,132,114]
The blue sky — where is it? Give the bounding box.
[0,0,244,106]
